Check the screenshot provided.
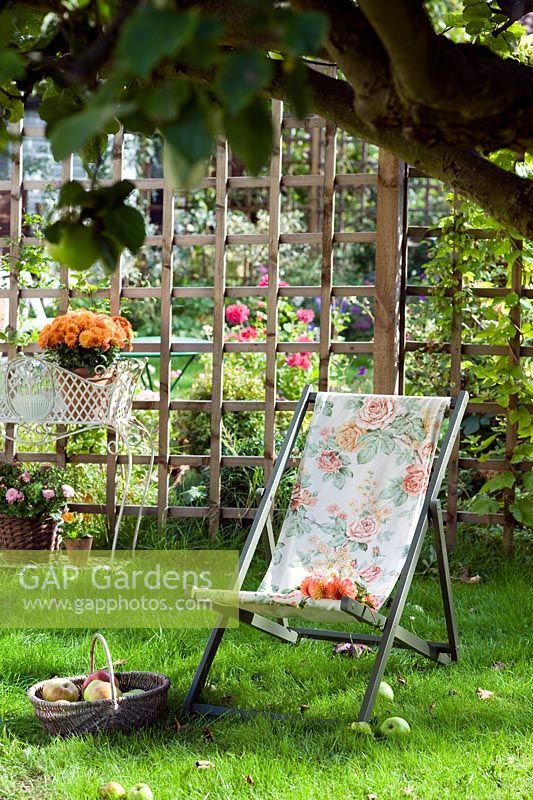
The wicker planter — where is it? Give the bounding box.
[28,633,170,735]
[56,367,115,423]
[0,514,61,551]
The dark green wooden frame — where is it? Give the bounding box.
[182,386,469,723]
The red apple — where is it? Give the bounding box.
[81,669,120,694]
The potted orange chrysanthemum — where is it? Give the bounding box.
[38,310,134,378]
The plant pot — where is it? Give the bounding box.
[56,367,115,423]
[64,535,93,565]
[0,514,61,551]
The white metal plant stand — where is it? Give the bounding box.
[0,356,155,552]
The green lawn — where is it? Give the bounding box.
[0,562,531,800]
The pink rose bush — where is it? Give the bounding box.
[225,303,250,326]
[0,462,75,520]
[297,308,315,324]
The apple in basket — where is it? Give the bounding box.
[122,689,146,698]
[83,679,123,702]
[41,678,80,703]
[98,782,127,799]
[126,784,154,800]
[81,669,120,694]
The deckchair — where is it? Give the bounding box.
[183,387,468,722]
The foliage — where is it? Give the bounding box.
[406,184,533,530]
[0,461,74,519]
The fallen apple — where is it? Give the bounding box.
[41,678,79,703]
[349,721,373,735]
[380,716,411,737]
[126,784,153,800]
[81,669,120,694]
[377,680,394,703]
[98,782,127,799]
[83,679,122,702]
[122,689,146,698]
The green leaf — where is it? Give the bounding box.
[284,60,311,118]
[216,52,273,114]
[117,7,198,78]
[50,103,124,161]
[224,97,272,175]
[105,205,145,253]
[522,472,533,491]
[95,230,122,274]
[0,49,24,83]
[480,471,516,493]
[142,77,191,123]
[88,180,136,211]
[283,11,329,55]
[161,100,215,189]
[58,181,87,208]
[509,500,533,528]
[469,495,501,514]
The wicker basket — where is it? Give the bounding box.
[28,633,170,735]
[0,513,61,550]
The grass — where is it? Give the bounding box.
[0,561,531,800]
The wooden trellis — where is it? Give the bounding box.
[0,100,529,547]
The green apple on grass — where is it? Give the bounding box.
[377,681,394,702]
[98,782,126,799]
[126,784,153,800]
[349,721,373,735]
[380,716,411,737]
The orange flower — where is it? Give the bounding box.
[39,311,135,353]
[62,511,75,523]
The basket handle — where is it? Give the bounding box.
[89,633,119,706]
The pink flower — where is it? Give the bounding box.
[225,303,250,325]
[170,369,182,379]
[363,593,379,609]
[286,353,312,370]
[317,450,342,473]
[372,546,380,557]
[21,472,31,483]
[422,441,436,458]
[62,484,75,499]
[236,326,258,342]
[42,489,55,500]
[402,464,429,495]
[5,488,24,504]
[326,503,341,515]
[258,275,288,287]
[355,396,398,430]
[295,334,312,343]
[359,564,382,583]
[347,517,378,542]
[297,308,315,324]
[324,574,357,600]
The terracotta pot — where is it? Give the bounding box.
[64,535,93,565]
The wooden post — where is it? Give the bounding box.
[446,195,463,550]
[157,171,174,530]
[264,101,282,487]
[503,244,522,556]
[208,137,228,537]
[319,121,336,390]
[373,151,406,394]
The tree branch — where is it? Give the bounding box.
[357,0,533,122]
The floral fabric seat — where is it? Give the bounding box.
[203,392,449,622]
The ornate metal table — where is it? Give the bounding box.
[0,356,155,552]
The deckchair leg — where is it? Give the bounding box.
[430,500,459,661]
[181,624,226,717]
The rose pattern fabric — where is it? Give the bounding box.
[259,392,449,610]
